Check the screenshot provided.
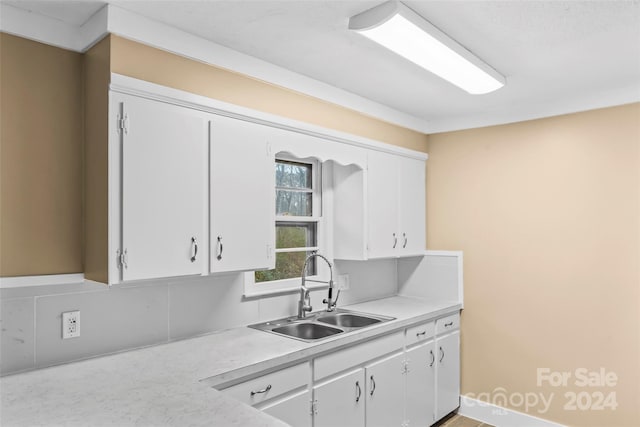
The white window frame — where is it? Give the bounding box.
[244,155,328,297]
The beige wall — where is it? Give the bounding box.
[0,33,83,276]
[109,35,428,152]
[427,103,640,427]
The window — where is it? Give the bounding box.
[248,157,323,294]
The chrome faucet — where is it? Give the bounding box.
[297,284,312,319]
[298,252,339,315]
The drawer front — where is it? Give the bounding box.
[314,331,404,381]
[406,320,435,346]
[221,362,309,406]
[436,313,460,335]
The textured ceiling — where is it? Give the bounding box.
[5,0,640,131]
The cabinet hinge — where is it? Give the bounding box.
[266,142,272,157]
[116,113,129,135]
[117,249,128,269]
[310,399,318,416]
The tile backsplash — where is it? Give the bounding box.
[0,259,397,376]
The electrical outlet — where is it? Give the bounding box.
[337,274,350,291]
[62,311,80,339]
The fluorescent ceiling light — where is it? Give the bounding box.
[349,1,505,94]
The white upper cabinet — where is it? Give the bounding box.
[367,150,401,258]
[397,155,426,256]
[118,94,208,282]
[368,150,426,258]
[334,149,426,260]
[210,115,275,273]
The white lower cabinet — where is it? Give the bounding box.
[217,313,460,427]
[314,369,365,427]
[405,341,436,427]
[365,352,405,427]
[435,330,460,420]
[218,362,311,426]
[260,390,312,427]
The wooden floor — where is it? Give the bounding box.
[434,413,494,427]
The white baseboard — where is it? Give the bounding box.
[459,396,566,427]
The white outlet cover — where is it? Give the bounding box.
[62,311,80,339]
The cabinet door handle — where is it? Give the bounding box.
[355,381,362,402]
[369,375,376,396]
[439,346,445,363]
[429,349,435,367]
[416,331,426,338]
[392,233,397,249]
[216,236,223,260]
[250,384,272,396]
[190,237,198,262]
[445,321,454,327]
[403,232,407,248]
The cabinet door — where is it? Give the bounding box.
[261,390,312,427]
[436,331,460,420]
[121,95,207,282]
[314,369,365,427]
[398,156,426,256]
[210,116,275,273]
[406,342,436,427]
[365,352,405,427]
[367,150,399,258]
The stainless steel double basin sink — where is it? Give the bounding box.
[249,308,395,343]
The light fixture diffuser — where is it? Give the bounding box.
[349,1,505,94]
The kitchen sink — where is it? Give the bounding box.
[271,323,343,340]
[249,308,395,343]
[316,313,382,328]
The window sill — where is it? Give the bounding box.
[243,280,327,299]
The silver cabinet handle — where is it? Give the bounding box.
[403,232,407,248]
[439,346,445,363]
[369,375,376,396]
[250,384,272,396]
[216,236,223,261]
[429,349,435,367]
[190,237,198,262]
[392,233,397,248]
[416,331,426,338]
[355,381,362,402]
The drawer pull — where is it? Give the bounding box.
[190,237,198,262]
[250,384,272,396]
[216,236,224,261]
[416,331,427,337]
[444,322,454,327]
[370,375,376,396]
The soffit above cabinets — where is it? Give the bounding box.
[2,1,639,133]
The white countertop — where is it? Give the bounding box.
[0,296,461,427]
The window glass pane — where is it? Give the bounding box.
[255,252,317,282]
[276,222,316,249]
[276,190,312,216]
[276,161,312,189]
